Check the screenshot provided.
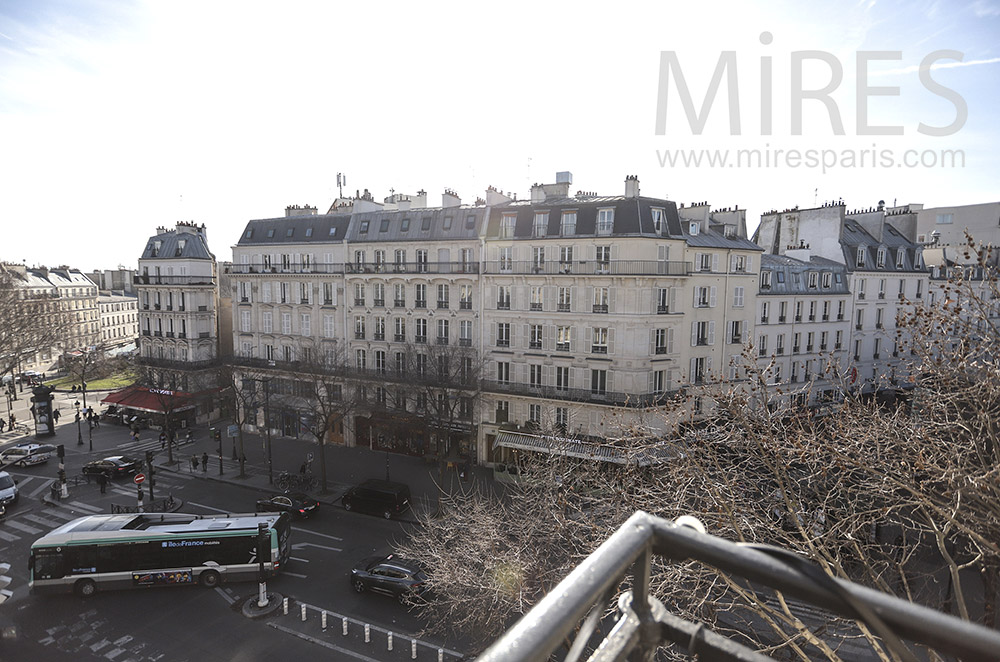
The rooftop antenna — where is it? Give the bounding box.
[337,173,346,199]
[813,188,818,206]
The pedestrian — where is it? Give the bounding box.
[9,414,15,430]
[201,452,208,472]
[159,432,166,450]
[97,472,107,494]
[93,412,99,428]
[190,454,198,472]
[52,408,60,424]
[0,418,6,433]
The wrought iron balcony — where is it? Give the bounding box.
[484,260,692,277]
[481,380,670,408]
[479,511,1000,662]
[134,274,215,286]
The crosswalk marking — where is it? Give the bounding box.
[24,514,66,528]
[0,529,20,542]
[6,520,42,534]
[43,509,81,521]
[28,479,54,498]
[67,500,103,513]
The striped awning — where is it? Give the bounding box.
[493,431,670,466]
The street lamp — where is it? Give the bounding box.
[74,400,82,446]
[88,411,93,452]
[261,379,273,485]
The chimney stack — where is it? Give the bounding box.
[624,175,640,198]
[442,189,461,208]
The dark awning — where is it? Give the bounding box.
[101,387,196,415]
[493,431,671,466]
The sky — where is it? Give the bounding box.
[0,0,997,270]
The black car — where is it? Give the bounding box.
[341,480,410,519]
[351,554,427,604]
[82,455,141,479]
[255,492,319,519]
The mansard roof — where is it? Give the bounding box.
[485,196,683,238]
[346,206,486,243]
[237,213,353,246]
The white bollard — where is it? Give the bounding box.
[301,604,307,621]
[387,632,393,651]
[364,624,370,643]
[321,610,327,631]
[438,648,444,662]
[411,639,417,659]
[283,597,289,615]
[342,617,348,636]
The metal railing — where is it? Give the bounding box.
[482,260,692,277]
[481,380,672,408]
[479,511,1000,662]
[134,275,216,286]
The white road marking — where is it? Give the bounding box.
[186,502,229,513]
[281,571,308,579]
[291,527,343,541]
[268,623,384,662]
[214,587,236,605]
[28,479,54,498]
[23,514,64,528]
[67,500,103,513]
[41,509,79,521]
[289,556,310,563]
[6,520,42,534]
[291,542,342,553]
[0,529,20,542]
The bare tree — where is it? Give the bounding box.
[217,362,264,480]
[397,237,1000,659]
[0,267,72,379]
[62,342,113,410]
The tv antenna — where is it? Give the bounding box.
[337,173,346,199]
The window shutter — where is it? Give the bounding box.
[669,287,677,312]
[606,370,613,393]
[608,328,615,355]
[693,287,699,307]
[747,255,753,273]
[667,327,675,354]
[691,322,698,347]
[689,357,697,381]
[648,371,656,393]
[649,329,656,355]
[708,321,716,345]
[730,255,737,272]
[489,324,496,347]
[608,287,616,313]
[712,254,719,272]
[585,327,593,348]
[709,286,717,308]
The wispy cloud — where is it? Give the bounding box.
[970,0,1000,17]
[870,56,1000,76]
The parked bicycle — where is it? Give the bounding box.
[275,471,319,493]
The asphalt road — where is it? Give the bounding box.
[0,432,456,662]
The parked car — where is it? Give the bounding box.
[255,492,319,519]
[0,471,18,506]
[0,444,52,467]
[82,455,141,479]
[350,554,427,604]
[341,480,410,519]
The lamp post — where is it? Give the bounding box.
[263,379,273,485]
[88,413,93,452]
[74,401,82,446]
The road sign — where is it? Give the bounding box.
[228,424,239,438]
[134,473,146,485]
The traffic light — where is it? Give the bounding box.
[212,428,221,443]
[57,444,64,459]
[0,562,12,604]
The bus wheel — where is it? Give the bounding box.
[199,570,221,588]
[75,579,96,597]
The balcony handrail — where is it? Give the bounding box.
[478,511,1000,662]
[134,275,216,285]
[483,260,692,276]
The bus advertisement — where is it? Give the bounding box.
[29,512,291,597]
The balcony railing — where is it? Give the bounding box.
[137,356,220,370]
[558,304,571,312]
[528,341,542,350]
[479,511,1000,662]
[483,260,692,276]
[394,299,406,308]
[459,338,472,347]
[481,380,672,408]
[437,337,449,345]
[656,305,668,314]
[592,304,609,314]
[460,301,473,310]
[373,299,385,307]
[346,261,480,275]
[134,275,215,286]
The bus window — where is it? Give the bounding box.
[32,552,65,580]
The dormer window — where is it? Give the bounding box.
[596,208,615,235]
[329,227,337,237]
[465,214,477,229]
[651,208,664,233]
[689,222,699,236]
[176,239,186,256]
[500,214,516,239]
[266,229,275,238]
[305,227,313,237]
[560,212,577,236]
[245,229,254,239]
[286,228,294,237]
[895,249,905,268]
[421,217,432,231]
[443,216,453,230]
[876,247,886,267]
[359,220,369,234]
[400,218,410,232]
[380,219,390,232]
[856,248,866,268]
[533,212,548,237]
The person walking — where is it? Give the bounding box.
[52,409,60,424]
[190,454,198,473]
[0,418,5,433]
[201,452,208,472]
[159,432,167,450]
[97,472,107,494]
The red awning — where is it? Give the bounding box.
[101,387,196,415]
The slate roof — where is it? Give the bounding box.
[684,229,762,251]
[141,229,214,260]
[485,196,684,238]
[759,253,850,295]
[237,214,353,246]
[840,218,924,273]
[347,207,486,243]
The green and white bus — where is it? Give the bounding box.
[29,511,291,597]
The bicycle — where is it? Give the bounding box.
[275,471,319,493]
